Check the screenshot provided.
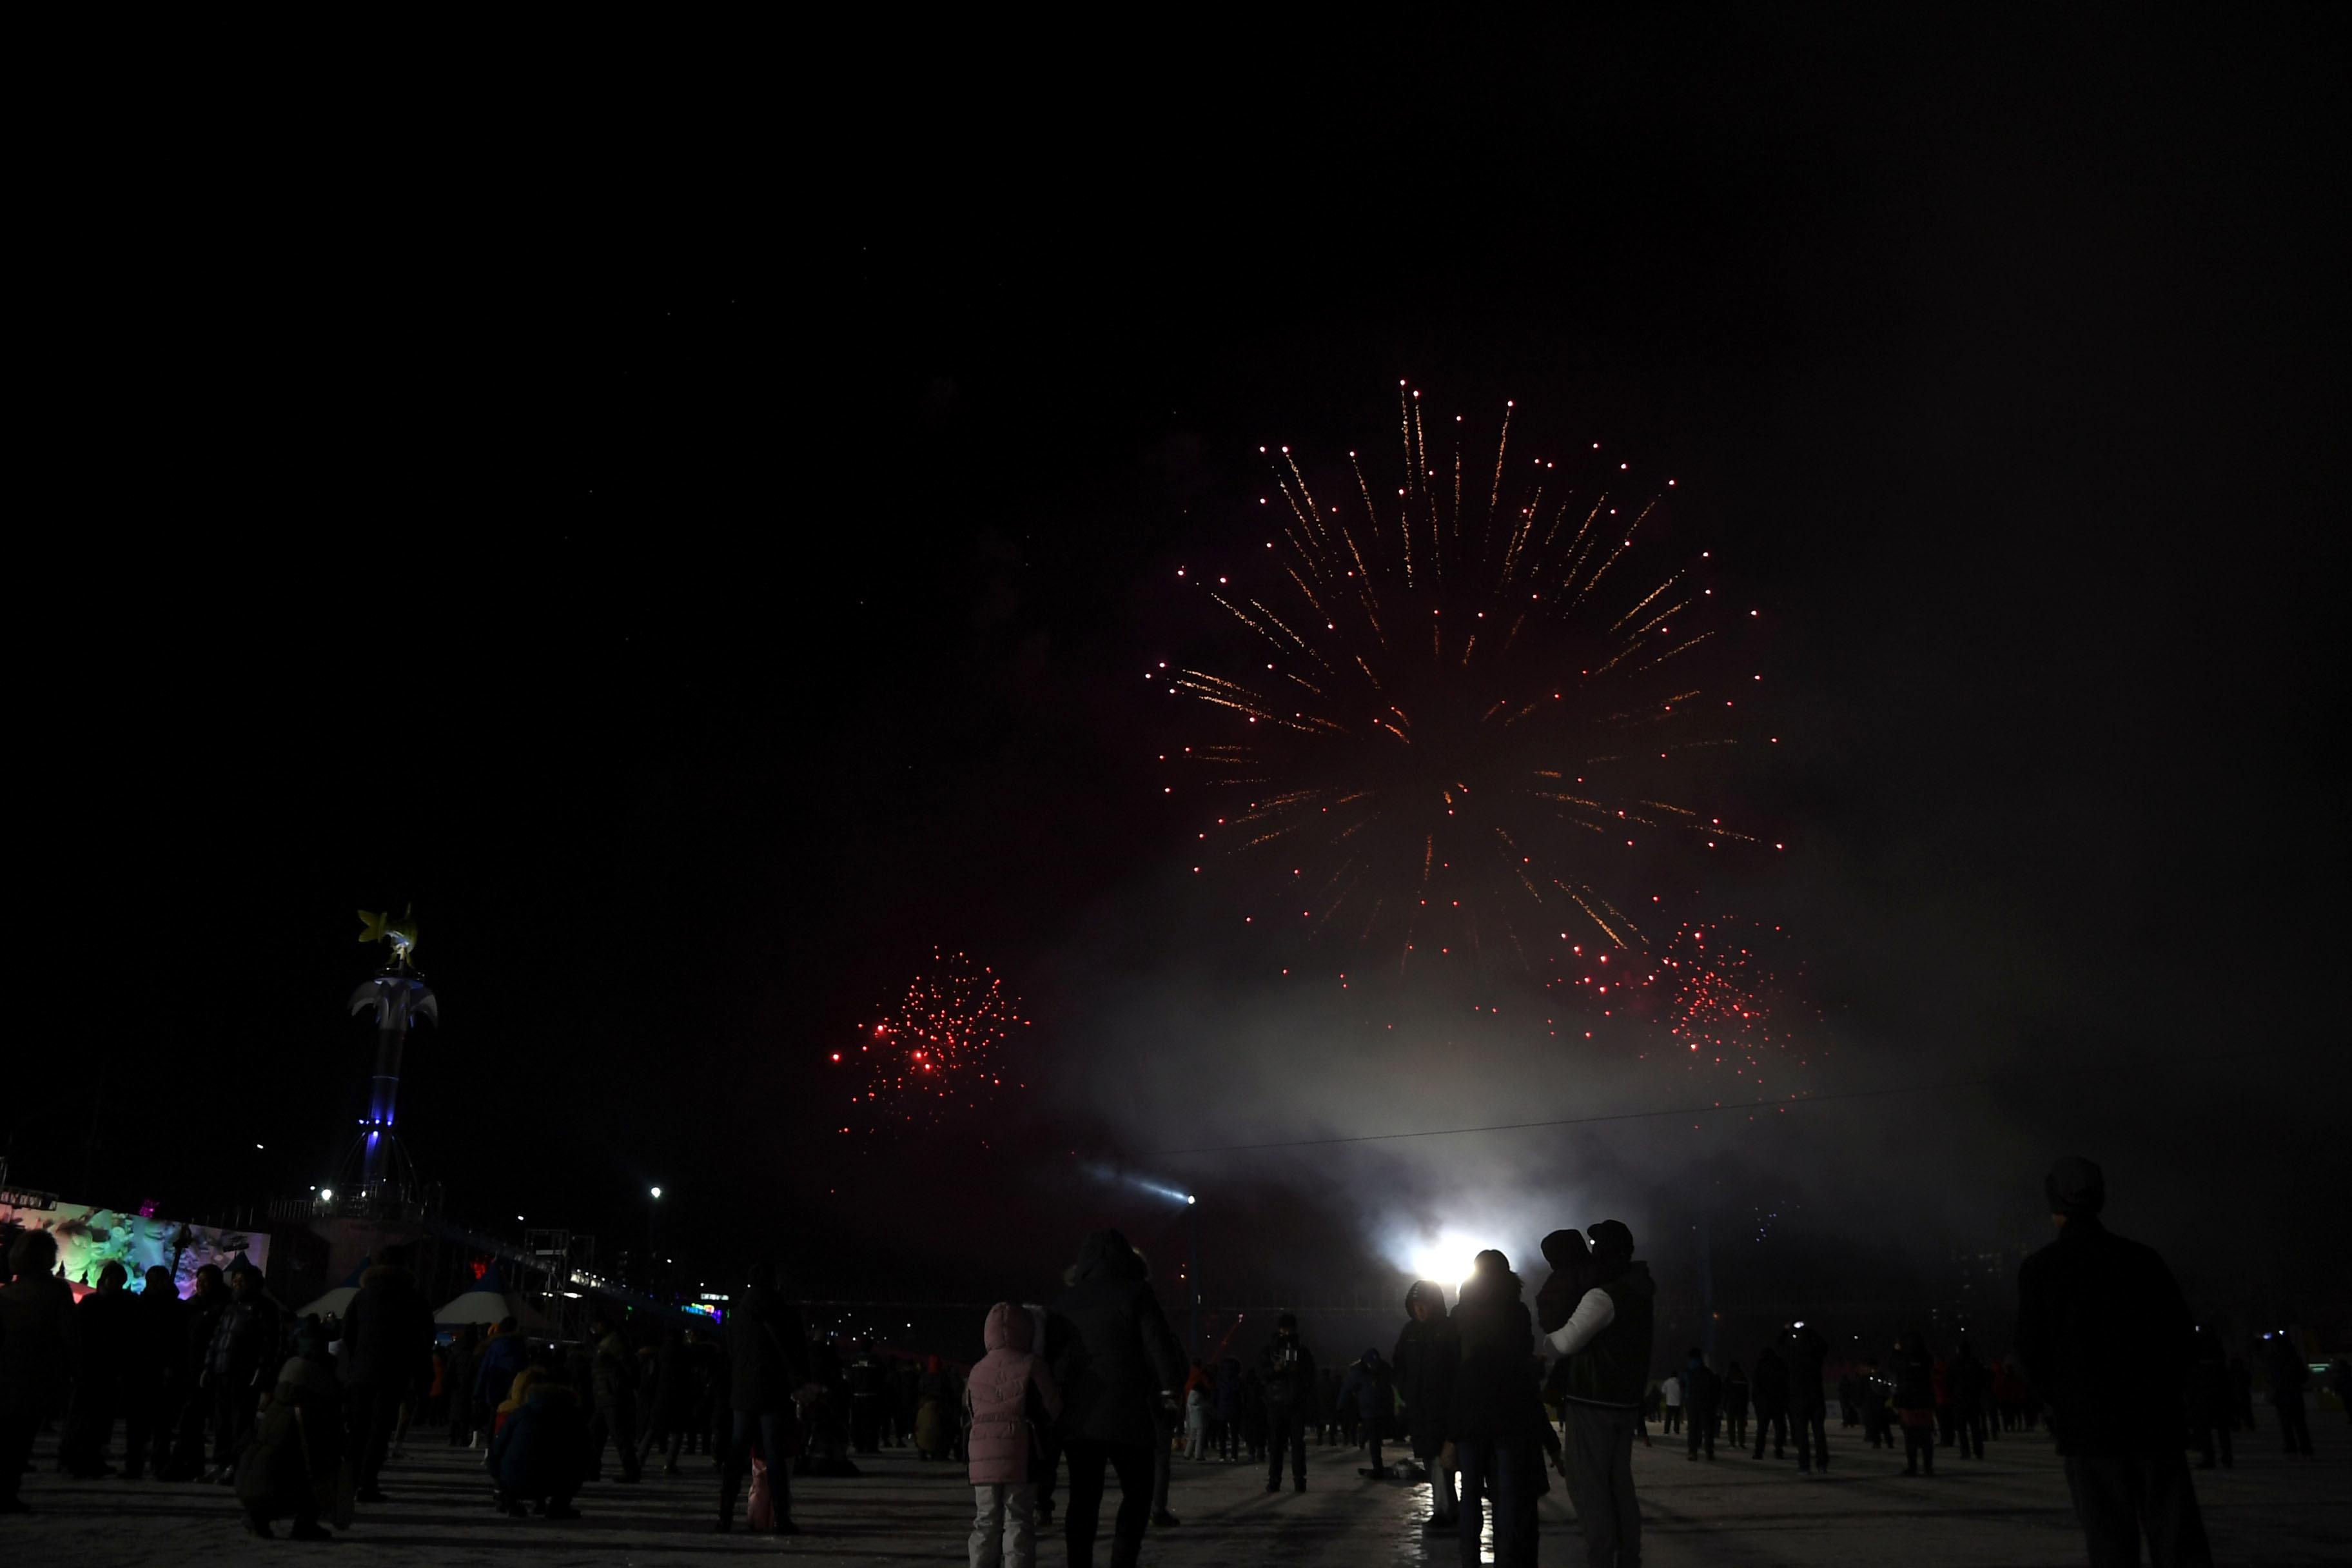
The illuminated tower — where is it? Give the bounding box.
[340,910,438,1206]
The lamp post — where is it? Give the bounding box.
[1186,1193,1200,1360]
[648,1186,663,1286]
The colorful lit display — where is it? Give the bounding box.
[0,1199,268,1298]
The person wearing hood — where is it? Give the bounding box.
[2016,1156,2212,1567]
[1259,1311,1318,1493]
[966,1301,1063,1568]
[234,1317,347,1539]
[164,1263,228,1479]
[718,1259,810,1533]
[489,1368,587,1520]
[1338,1347,1396,1478]
[472,1317,527,1445]
[1546,1220,1655,1568]
[1394,1280,1460,1531]
[1045,1228,1184,1567]
[338,1251,435,1502]
[1442,1250,1540,1567]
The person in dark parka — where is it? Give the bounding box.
[1394,1279,1460,1530]
[1950,1339,1989,1459]
[2187,1326,2233,1469]
[2266,1335,2313,1456]
[1892,1331,1939,1475]
[205,1264,280,1480]
[0,1231,77,1511]
[489,1373,589,1518]
[1785,1322,1830,1473]
[1445,1250,1542,1568]
[123,1265,186,1479]
[234,1320,345,1540]
[473,1317,529,1437]
[338,1256,435,1500]
[1748,1342,1790,1458]
[1681,1349,1721,1462]
[1046,1228,1186,1567]
[1720,1359,1750,1448]
[164,1263,228,1479]
[443,1325,478,1448]
[587,1315,643,1483]
[1338,1348,1396,1476]
[1259,1313,1318,1492]
[61,1261,137,1476]
[2016,1156,2213,1568]
[1546,1222,1656,1568]
[718,1260,808,1533]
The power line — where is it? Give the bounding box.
[1145,1041,2338,1158]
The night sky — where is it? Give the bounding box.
[29,14,2347,1346]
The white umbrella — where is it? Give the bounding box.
[299,1284,358,1318]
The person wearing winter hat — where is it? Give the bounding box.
[2017,1157,2213,1567]
[1547,1221,1654,1568]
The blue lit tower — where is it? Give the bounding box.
[344,909,437,1204]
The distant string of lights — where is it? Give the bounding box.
[1143,1041,2338,1158]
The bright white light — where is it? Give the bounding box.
[319,1188,335,1201]
[1404,1229,1485,1290]
[651,1186,663,1199]
[1186,1195,1197,1206]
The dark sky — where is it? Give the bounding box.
[26,13,2347,1343]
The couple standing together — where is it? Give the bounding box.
[1427,1220,1653,1568]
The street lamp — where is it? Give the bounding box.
[648,1186,663,1284]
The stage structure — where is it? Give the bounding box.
[339,906,438,1208]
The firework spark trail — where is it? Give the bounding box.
[1546,917,1818,1085]
[835,949,1029,1132]
[1165,384,1776,972]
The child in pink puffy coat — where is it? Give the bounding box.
[965,1302,1062,1568]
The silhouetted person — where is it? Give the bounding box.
[62,1260,135,1475]
[2187,1326,2233,1469]
[1860,1358,1894,1450]
[587,1313,643,1484]
[1447,1250,1540,1568]
[123,1265,185,1479]
[1395,1279,1460,1532]
[1547,1221,1655,1568]
[204,1263,280,1480]
[235,1318,344,1540]
[1682,1349,1720,1462]
[2266,1335,2313,1456]
[2017,1155,2213,1567]
[164,1263,228,1478]
[443,1324,478,1448]
[489,1370,587,1520]
[640,1326,701,1473]
[1045,1228,1185,1567]
[847,1337,888,1454]
[339,1252,434,1500]
[1340,1348,1395,1476]
[1259,1312,1316,1492]
[1950,1340,1988,1460]
[1892,1332,1937,1475]
[718,1260,807,1533]
[1,1231,76,1513]
[1785,1322,1829,1473]
[1749,1342,1789,1459]
[473,1315,528,1441]
[1720,1360,1750,1448]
